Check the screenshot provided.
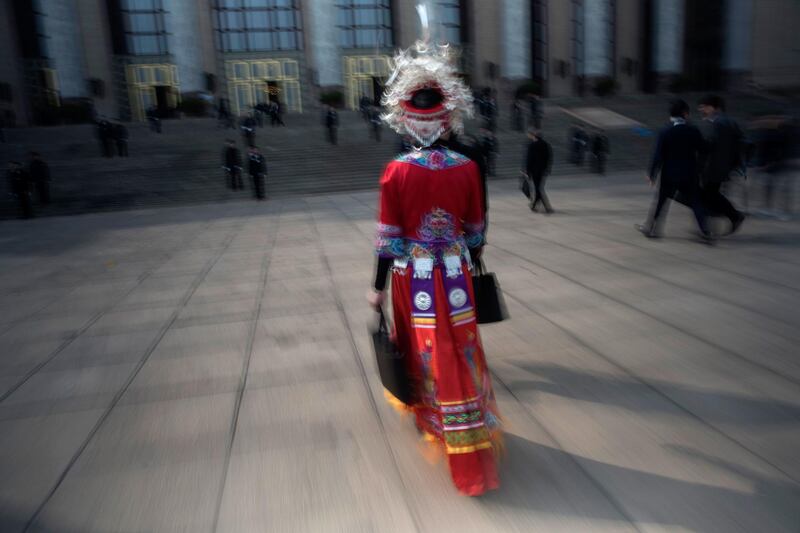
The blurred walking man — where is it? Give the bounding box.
[637,99,711,241]
[523,128,553,213]
[7,161,34,218]
[222,139,243,190]
[28,152,51,204]
[248,146,267,200]
[697,94,746,235]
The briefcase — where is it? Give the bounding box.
[472,259,509,324]
[371,307,414,405]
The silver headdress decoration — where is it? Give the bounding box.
[381,3,473,147]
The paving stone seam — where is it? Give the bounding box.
[305,196,424,533]
[532,198,800,293]
[210,206,282,533]
[0,220,220,404]
[489,241,800,392]
[489,218,800,334]
[21,212,255,532]
[497,273,800,488]
[488,368,644,532]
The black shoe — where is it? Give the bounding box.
[635,223,660,239]
[529,202,537,212]
[694,230,716,245]
[726,213,745,235]
[544,208,554,215]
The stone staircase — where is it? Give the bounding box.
[0,106,653,219]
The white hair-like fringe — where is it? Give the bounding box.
[381,41,474,146]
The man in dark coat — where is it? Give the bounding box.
[241,114,257,147]
[7,161,34,218]
[523,128,553,213]
[248,146,267,200]
[28,152,51,204]
[637,99,711,241]
[479,127,499,177]
[591,130,609,174]
[325,106,339,145]
[222,139,243,190]
[113,122,129,157]
[697,94,746,234]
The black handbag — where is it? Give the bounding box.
[371,307,414,405]
[519,175,531,198]
[472,259,509,324]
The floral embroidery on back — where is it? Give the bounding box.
[396,148,471,170]
[418,207,457,241]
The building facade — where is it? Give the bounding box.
[3,0,799,125]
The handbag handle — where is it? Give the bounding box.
[473,257,486,276]
[377,306,390,334]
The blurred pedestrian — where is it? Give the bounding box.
[254,103,265,127]
[97,118,114,157]
[222,139,243,190]
[359,94,371,122]
[28,152,51,205]
[523,128,553,213]
[146,106,161,133]
[270,101,285,126]
[248,146,267,200]
[113,122,129,157]
[529,94,543,130]
[697,94,746,235]
[511,98,524,131]
[480,127,499,177]
[7,161,34,218]
[591,130,609,174]
[325,105,339,145]
[240,114,256,147]
[637,99,711,241]
[369,106,382,142]
[570,124,589,166]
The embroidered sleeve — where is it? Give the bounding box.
[376,165,406,258]
[464,163,485,248]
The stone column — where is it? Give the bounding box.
[40,0,87,97]
[165,0,205,92]
[723,0,752,78]
[583,0,613,76]
[502,0,531,80]
[307,0,342,87]
[652,0,684,74]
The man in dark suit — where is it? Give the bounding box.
[697,94,746,234]
[523,128,553,213]
[222,139,242,190]
[247,146,266,200]
[637,99,711,241]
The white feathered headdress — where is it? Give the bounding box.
[381,4,473,146]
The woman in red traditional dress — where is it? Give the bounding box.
[367,30,502,496]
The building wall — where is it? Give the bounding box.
[615,0,642,93]
[584,0,612,77]
[40,0,87,98]
[75,0,116,117]
[306,0,341,87]
[547,0,574,96]
[166,0,206,93]
[652,0,683,74]
[0,0,27,125]
[471,0,502,89]
[501,0,531,81]
[751,0,800,88]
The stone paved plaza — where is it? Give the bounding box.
[1,171,799,532]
